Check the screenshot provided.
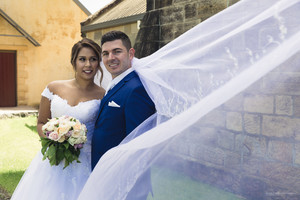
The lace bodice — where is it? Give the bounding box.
[10,88,101,200]
[41,87,100,143]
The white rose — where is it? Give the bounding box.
[73,122,82,131]
[68,137,77,146]
[49,122,57,131]
[57,125,70,136]
[42,124,48,132]
[81,124,87,132]
[58,135,66,143]
[72,130,81,138]
[78,135,87,144]
[66,120,76,127]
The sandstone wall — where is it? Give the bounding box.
[134,0,239,58]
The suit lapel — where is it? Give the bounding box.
[96,71,137,122]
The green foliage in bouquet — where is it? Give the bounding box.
[40,115,87,169]
[41,138,81,169]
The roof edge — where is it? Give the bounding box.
[81,13,145,33]
[73,0,91,16]
[81,0,122,26]
[0,8,40,46]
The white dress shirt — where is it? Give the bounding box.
[105,67,134,95]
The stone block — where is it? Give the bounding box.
[174,0,194,4]
[17,84,28,93]
[181,143,225,166]
[227,0,240,6]
[223,93,244,111]
[268,140,293,163]
[217,129,235,150]
[134,41,160,58]
[240,176,266,200]
[155,0,173,9]
[244,80,264,94]
[140,11,160,27]
[262,115,295,138]
[264,72,300,95]
[224,151,241,169]
[242,156,263,176]
[198,146,225,166]
[146,0,154,11]
[244,113,261,134]
[197,0,227,21]
[198,109,226,128]
[188,126,219,146]
[17,69,28,79]
[236,134,267,157]
[295,143,300,165]
[137,26,159,42]
[296,129,300,142]
[160,6,184,25]
[178,160,239,194]
[161,25,174,41]
[183,20,200,32]
[185,3,197,19]
[18,56,28,65]
[293,96,300,117]
[226,112,242,131]
[275,95,293,116]
[174,23,185,38]
[260,162,300,193]
[244,94,274,114]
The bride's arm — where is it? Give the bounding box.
[37,96,51,138]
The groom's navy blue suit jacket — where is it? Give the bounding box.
[91,71,156,169]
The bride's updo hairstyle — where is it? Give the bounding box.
[70,38,103,84]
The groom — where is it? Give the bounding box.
[92,31,156,199]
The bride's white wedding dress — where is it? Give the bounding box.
[11,87,100,200]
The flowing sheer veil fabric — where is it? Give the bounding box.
[81,0,300,199]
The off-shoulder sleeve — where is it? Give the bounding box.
[41,87,53,101]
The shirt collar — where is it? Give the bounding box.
[106,67,134,91]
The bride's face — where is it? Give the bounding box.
[75,47,99,80]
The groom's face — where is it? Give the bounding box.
[101,39,135,79]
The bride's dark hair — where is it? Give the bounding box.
[71,38,104,84]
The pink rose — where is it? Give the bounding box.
[48,132,59,141]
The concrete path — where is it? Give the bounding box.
[0,106,38,119]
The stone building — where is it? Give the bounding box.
[165,54,300,199]
[132,1,300,199]
[135,0,240,57]
[81,0,146,47]
[0,0,88,107]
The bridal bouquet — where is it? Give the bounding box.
[40,115,87,169]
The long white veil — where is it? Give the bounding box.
[81,0,300,199]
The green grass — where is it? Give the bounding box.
[0,116,41,195]
[0,116,246,199]
[147,166,246,200]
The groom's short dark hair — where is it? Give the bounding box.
[101,31,132,51]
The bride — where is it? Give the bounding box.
[11,38,105,200]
